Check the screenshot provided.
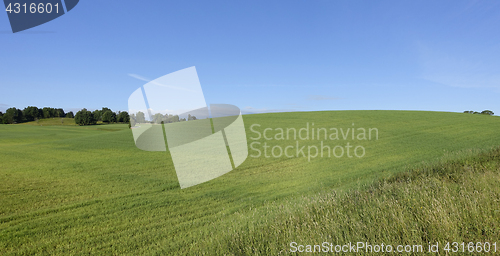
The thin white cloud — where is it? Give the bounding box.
[128,73,150,82]
[0,103,10,112]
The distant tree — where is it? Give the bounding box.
[99,107,112,121]
[23,106,41,121]
[152,113,164,124]
[4,107,23,124]
[102,110,116,123]
[54,108,65,117]
[465,110,494,115]
[92,110,102,121]
[0,111,3,123]
[117,111,130,123]
[1,112,11,124]
[42,107,54,118]
[130,116,136,127]
[136,111,146,123]
[481,110,494,116]
[165,114,179,123]
[74,108,96,125]
[66,111,74,118]
[188,114,197,121]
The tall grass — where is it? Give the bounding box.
[199,147,500,255]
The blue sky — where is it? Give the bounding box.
[1,0,499,114]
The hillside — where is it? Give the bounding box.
[19,117,77,126]
[0,110,499,255]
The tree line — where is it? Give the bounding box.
[0,106,130,126]
[0,106,72,124]
[463,110,494,115]
[130,112,197,127]
[74,107,130,125]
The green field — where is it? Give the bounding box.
[19,117,77,126]
[1,110,499,255]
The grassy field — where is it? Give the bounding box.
[20,117,77,126]
[0,110,499,255]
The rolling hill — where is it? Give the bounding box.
[0,110,499,255]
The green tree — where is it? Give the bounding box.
[23,106,41,121]
[42,107,54,118]
[101,107,112,113]
[481,110,494,116]
[92,110,102,121]
[4,107,23,124]
[117,111,130,123]
[66,111,74,118]
[74,108,97,125]
[102,110,116,123]
[54,108,65,117]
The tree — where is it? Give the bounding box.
[66,111,74,118]
[152,113,164,124]
[74,108,97,125]
[463,111,474,114]
[98,107,112,121]
[42,107,54,118]
[481,110,494,116]
[135,111,146,123]
[130,115,136,127]
[23,106,41,121]
[3,107,23,124]
[92,110,102,121]
[117,111,130,123]
[54,108,65,117]
[102,110,116,123]
[101,107,112,113]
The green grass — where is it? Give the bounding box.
[20,117,77,126]
[212,147,500,255]
[0,110,499,255]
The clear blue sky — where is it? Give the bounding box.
[1,0,499,114]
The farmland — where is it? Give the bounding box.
[1,110,499,255]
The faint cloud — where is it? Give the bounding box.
[128,73,150,82]
[64,108,84,113]
[0,103,10,112]
[307,95,342,101]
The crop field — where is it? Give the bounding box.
[1,110,499,255]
